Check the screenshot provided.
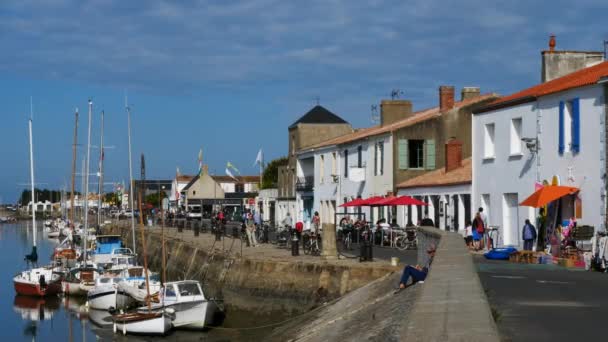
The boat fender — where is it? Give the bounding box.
[113,323,116,333]
[165,308,175,314]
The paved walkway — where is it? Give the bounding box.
[475,256,608,342]
[121,223,417,268]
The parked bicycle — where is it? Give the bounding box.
[394,227,418,250]
[303,231,321,256]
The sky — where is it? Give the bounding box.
[1,0,608,202]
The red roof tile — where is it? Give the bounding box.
[396,158,471,189]
[305,94,497,150]
[488,60,608,108]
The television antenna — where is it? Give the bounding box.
[370,104,380,124]
[391,89,404,100]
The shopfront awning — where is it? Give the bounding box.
[519,185,579,208]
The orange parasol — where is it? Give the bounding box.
[519,185,578,208]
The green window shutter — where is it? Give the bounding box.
[398,139,408,170]
[425,139,436,170]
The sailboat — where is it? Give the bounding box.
[112,101,172,336]
[63,100,100,296]
[13,117,63,297]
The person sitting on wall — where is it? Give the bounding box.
[398,245,436,289]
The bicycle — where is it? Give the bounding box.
[303,231,321,256]
[394,228,418,250]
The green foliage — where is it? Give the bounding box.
[261,156,288,189]
[145,192,166,207]
[104,192,121,206]
[19,189,68,205]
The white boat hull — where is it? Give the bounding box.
[113,313,172,335]
[170,300,217,329]
[87,286,136,311]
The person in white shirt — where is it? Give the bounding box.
[462,220,473,248]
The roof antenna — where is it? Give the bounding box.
[371,104,380,124]
[314,96,320,106]
[30,96,33,119]
[391,89,404,100]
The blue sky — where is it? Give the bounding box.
[1,0,607,202]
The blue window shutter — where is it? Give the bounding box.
[374,143,378,175]
[398,139,408,170]
[571,98,580,153]
[558,101,565,154]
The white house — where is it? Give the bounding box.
[296,114,397,228]
[169,174,194,211]
[473,59,608,247]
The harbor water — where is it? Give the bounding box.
[0,222,284,341]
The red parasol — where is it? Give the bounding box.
[381,195,428,206]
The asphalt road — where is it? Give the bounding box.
[475,256,608,342]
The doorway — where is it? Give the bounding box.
[502,193,519,246]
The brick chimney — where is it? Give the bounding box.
[461,87,480,101]
[445,139,463,173]
[380,100,413,126]
[439,86,455,112]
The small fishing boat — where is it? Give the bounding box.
[145,280,220,329]
[14,267,63,297]
[62,266,100,296]
[113,310,173,336]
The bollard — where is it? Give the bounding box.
[177,220,183,233]
[201,223,208,233]
[215,224,222,241]
[194,221,200,237]
[360,239,373,262]
[291,233,299,256]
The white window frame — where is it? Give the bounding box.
[484,123,496,159]
[510,118,523,156]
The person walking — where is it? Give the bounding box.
[522,219,537,251]
[476,208,487,249]
[246,212,258,247]
[472,213,484,251]
[536,208,547,251]
[312,211,320,235]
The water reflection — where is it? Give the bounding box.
[13,295,61,321]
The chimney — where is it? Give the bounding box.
[439,86,455,112]
[445,139,463,173]
[541,35,604,82]
[461,87,480,101]
[380,100,413,126]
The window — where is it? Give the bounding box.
[408,140,424,169]
[319,155,325,184]
[357,146,362,167]
[331,152,337,179]
[374,142,384,175]
[235,183,244,193]
[344,149,348,178]
[510,118,523,155]
[559,98,580,154]
[484,123,495,158]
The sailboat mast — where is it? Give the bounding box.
[70,109,79,227]
[28,118,36,247]
[83,100,93,263]
[127,103,137,255]
[97,110,104,227]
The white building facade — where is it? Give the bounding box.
[473,77,607,248]
[296,132,393,227]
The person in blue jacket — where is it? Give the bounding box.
[522,219,537,251]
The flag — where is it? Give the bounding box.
[198,149,203,176]
[254,149,263,167]
[176,166,180,176]
[226,161,240,174]
[225,168,238,181]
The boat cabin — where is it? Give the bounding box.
[163,281,206,303]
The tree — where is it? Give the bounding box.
[145,192,166,208]
[262,157,288,189]
[104,192,121,207]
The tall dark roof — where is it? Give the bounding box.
[288,105,348,129]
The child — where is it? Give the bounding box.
[464,220,473,248]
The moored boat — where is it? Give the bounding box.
[113,311,173,336]
[13,267,63,297]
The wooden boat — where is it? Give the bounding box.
[113,311,172,335]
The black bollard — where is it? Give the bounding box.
[291,233,299,256]
[201,223,208,233]
[178,220,183,233]
[194,221,200,237]
[215,224,222,241]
